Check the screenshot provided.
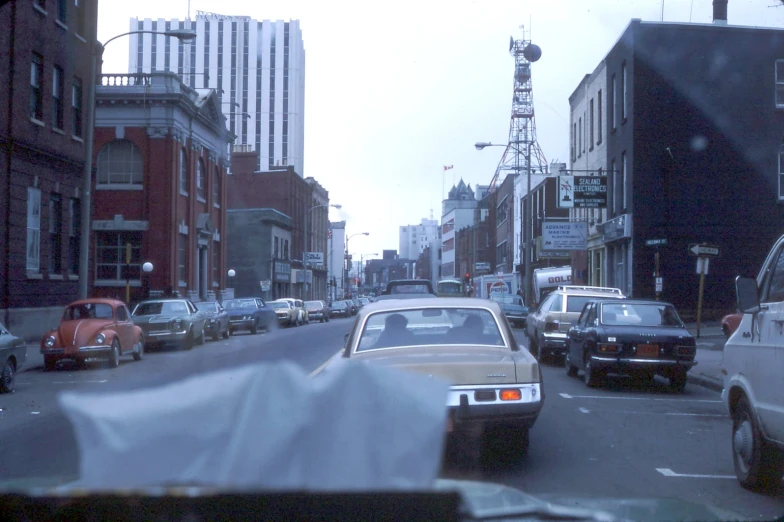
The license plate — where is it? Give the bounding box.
[636,343,659,357]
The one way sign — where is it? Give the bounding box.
[688,243,720,257]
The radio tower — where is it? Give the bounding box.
[488,26,547,192]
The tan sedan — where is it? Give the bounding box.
[325,297,543,462]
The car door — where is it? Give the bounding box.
[529,293,555,338]
[188,301,205,332]
[115,305,134,351]
[254,299,265,324]
[749,243,784,442]
[568,303,591,363]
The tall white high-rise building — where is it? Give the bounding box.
[399,218,439,261]
[128,11,305,175]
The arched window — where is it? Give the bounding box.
[180,149,188,194]
[197,159,206,200]
[96,140,143,186]
[213,166,221,206]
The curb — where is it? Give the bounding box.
[688,372,723,392]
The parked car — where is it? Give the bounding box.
[358,297,371,306]
[352,298,363,312]
[490,294,530,328]
[268,300,299,327]
[330,300,352,318]
[526,285,625,362]
[375,279,438,301]
[0,323,26,393]
[721,311,742,339]
[43,298,144,370]
[324,297,543,463]
[346,299,359,316]
[279,298,308,325]
[195,301,230,341]
[223,298,276,334]
[132,298,207,350]
[565,299,696,391]
[305,300,331,323]
[723,234,784,491]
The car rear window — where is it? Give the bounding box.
[356,308,505,352]
[389,284,431,294]
[601,302,684,327]
[566,296,597,313]
[64,303,113,320]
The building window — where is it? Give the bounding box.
[56,0,66,23]
[213,167,220,206]
[622,62,627,121]
[96,139,143,186]
[69,197,80,274]
[274,237,280,258]
[777,61,784,108]
[52,65,64,129]
[571,122,577,162]
[610,74,616,130]
[34,0,45,9]
[578,117,582,157]
[212,243,218,285]
[180,149,188,194]
[622,152,627,210]
[30,53,43,121]
[597,89,603,145]
[27,187,41,271]
[779,144,784,199]
[96,232,141,280]
[49,194,62,273]
[197,159,206,200]
[74,0,86,36]
[72,77,82,137]
[283,239,289,259]
[583,112,587,153]
[178,234,187,283]
[589,98,594,151]
[611,159,617,216]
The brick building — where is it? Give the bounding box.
[0,0,97,339]
[91,72,233,303]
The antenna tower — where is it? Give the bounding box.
[488,25,547,192]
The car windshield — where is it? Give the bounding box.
[389,284,430,294]
[356,308,505,352]
[63,303,114,320]
[196,302,219,312]
[304,301,322,309]
[268,302,289,310]
[601,303,684,327]
[223,299,257,310]
[133,301,189,316]
[332,302,346,309]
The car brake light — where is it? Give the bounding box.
[677,345,695,355]
[500,389,522,401]
[597,342,621,353]
[544,321,559,332]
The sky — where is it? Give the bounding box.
[97,0,784,259]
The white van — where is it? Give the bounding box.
[723,234,784,491]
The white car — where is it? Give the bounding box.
[723,233,784,491]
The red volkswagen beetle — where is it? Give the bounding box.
[40,298,144,371]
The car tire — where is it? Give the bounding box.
[212,330,221,341]
[196,328,205,346]
[0,358,16,394]
[44,355,57,372]
[564,351,578,378]
[669,370,687,393]
[132,336,144,361]
[481,423,529,470]
[223,328,230,339]
[182,330,194,351]
[733,395,784,491]
[250,321,258,335]
[108,338,120,368]
[583,353,603,388]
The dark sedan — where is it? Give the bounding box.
[0,323,26,393]
[222,298,276,335]
[194,301,230,341]
[330,300,352,318]
[565,299,697,392]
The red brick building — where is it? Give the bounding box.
[92,72,233,303]
[0,0,97,339]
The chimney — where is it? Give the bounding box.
[713,0,728,25]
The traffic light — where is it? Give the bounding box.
[464,273,471,284]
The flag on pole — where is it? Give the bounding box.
[443,165,454,171]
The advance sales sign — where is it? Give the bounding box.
[542,221,588,251]
[558,175,608,208]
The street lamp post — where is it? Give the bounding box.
[475,141,533,306]
[344,232,369,298]
[304,203,341,301]
[227,269,236,299]
[142,261,154,300]
[78,28,197,299]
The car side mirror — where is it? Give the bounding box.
[736,276,761,314]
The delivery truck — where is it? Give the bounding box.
[532,266,571,305]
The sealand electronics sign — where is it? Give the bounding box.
[557,175,608,208]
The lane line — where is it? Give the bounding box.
[558,393,720,403]
[656,468,735,479]
[610,411,725,417]
[51,380,108,384]
[579,407,590,414]
[309,350,342,377]
[560,393,573,399]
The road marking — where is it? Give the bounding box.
[52,380,108,384]
[579,407,590,414]
[656,468,734,479]
[309,351,342,377]
[31,412,40,415]
[613,411,724,417]
[558,394,720,403]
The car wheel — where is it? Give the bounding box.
[669,370,687,393]
[528,333,539,359]
[212,330,221,341]
[583,353,603,388]
[0,358,16,394]
[196,328,205,345]
[250,320,259,335]
[733,395,784,491]
[132,336,144,361]
[564,351,578,378]
[223,327,230,339]
[481,423,529,470]
[44,355,57,372]
[182,329,194,351]
[108,338,120,368]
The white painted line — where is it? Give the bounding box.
[579,407,590,414]
[612,411,725,418]
[52,380,108,384]
[309,351,342,377]
[559,394,720,403]
[31,412,40,415]
[560,393,573,399]
[656,468,735,479]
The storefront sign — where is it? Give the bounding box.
[557,175,608,208]
[274,260,291,282]
[542,221,588,251]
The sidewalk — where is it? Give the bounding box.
[685,322,724,392]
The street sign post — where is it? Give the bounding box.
[692,254,713,338]
[689,244,720,257]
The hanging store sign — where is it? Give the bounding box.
[542,221,588,251]
[557,175,608,208]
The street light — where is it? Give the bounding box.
[142,261,153,300]
[227,269,236,298]
[476,140,533,306]
[304,203,342,300]
[344,232,369,298]
[78,28,198,299]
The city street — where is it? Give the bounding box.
[0,321,782,520]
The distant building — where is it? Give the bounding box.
[399,218,439,260]
[441,180,477,279]
[328,221,346,301]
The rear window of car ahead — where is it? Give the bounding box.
[355,308,506,352]
[64,303,114,320]
[601,303,684,327]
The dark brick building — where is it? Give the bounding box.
[0,0,97,338]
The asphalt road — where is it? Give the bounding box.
[0,319,782,520]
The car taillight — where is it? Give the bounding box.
[544,321,559,332]
[500,389,522,401]
[677,345,695,355]
[597,342,621,353]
